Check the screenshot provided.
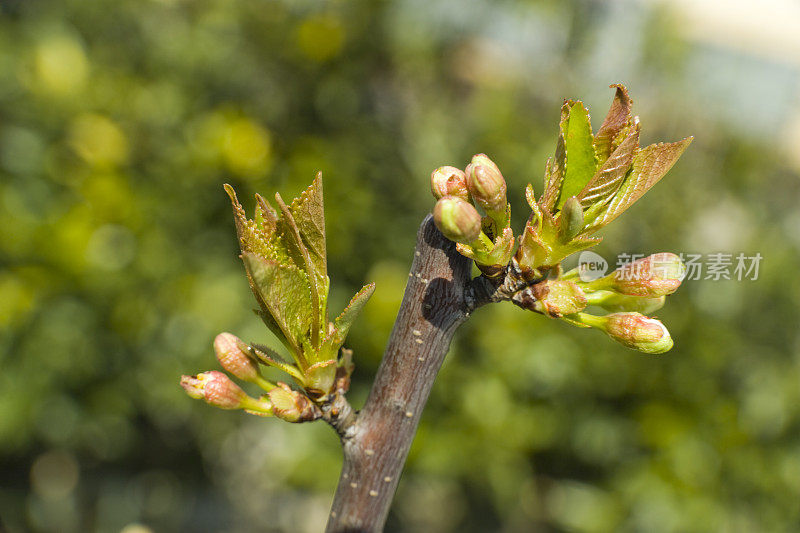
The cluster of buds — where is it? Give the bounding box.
[431,154,515,278]
[181,176,373,421]
[429,84,692,353]
[572,253,684,353]
[508,253,684,353]
[180,333,322,421]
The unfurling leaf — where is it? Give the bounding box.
[594,84,633,165]
[556,101,598,209]
[578,122,640,210]
[242,252,313,351]
[289,172,327,283]
[251,343,306,381]
[317,282,376,362]
[482,227,516,266]
[525,183,540,213]
[587,137,693,230]
[274,192,325,346]
[225,184,283,264]
[541,109,566,211]
[334,282,376,342]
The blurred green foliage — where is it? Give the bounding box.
[1,0,799,532]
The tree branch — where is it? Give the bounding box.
[325,215,478,532]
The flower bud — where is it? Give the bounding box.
[431,166,470,202]
[433,196,482,244]
[603,312,673,354]
[610,253,685,296]
[583,253,685,297]
[214,332,260,382]
[180,371,250,409]
[465,154,507,214]
[558,196,584,243]
[520,279,587,317]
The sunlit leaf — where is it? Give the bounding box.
[224,184,292,266]
[274,193,326,345]
[334,282,375,341]
[541,104,569,210]
[578,123,640,210]
[242,252,313,349]
[587,137,693,230]
[557,101,597,209]
[224,184,273,258]
[274,192,310,271]
[251,343,305,381]
[318,282,375,360]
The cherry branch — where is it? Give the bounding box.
[325,214,491,532]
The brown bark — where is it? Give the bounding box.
[325,215,481,532]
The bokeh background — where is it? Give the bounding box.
[2,0,800,531]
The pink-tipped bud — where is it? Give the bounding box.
[180,371,249,409]
[214,332,260,382]
[431,166,470,202]
[611,253,685,297]
[465,153,507,214]
[433,196,482,244]
[604,313,673,354]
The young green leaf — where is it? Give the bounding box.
[334,282,376,341]
[242,252,314,353]
[274,193,312,272]
[541,104,569,211]
[557,101,598,209]
[317,282,376,361]
[224,184,275,260]
[251,343,306,382]
[547,235,602,266]
[525,183,540,213]
[224,184,295,267]
[274,193,324,346]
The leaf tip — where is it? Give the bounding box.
[609,83,632,103]
[223,183,239,204]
